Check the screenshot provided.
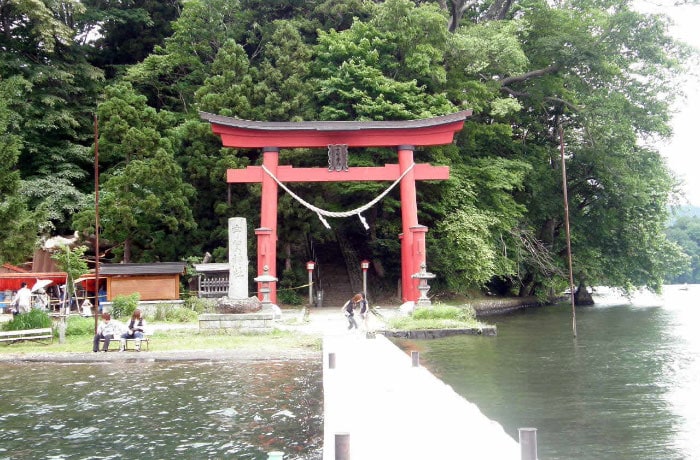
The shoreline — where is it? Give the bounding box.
[0,346,322,364]
[0,296,547,363]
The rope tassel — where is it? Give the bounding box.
[317,212,331,229]
[358,213,369,230]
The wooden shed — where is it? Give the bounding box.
[99,262,186,301]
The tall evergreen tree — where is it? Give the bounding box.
[73,83,195,262]
[0,0,104,239]
[81,0,182,79]
[0,77,37,262]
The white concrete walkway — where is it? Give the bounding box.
[323,332,520,459]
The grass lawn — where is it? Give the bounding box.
[0,322,322,355]
[382,304,490,331]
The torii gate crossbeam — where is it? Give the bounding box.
[201,111,472,304]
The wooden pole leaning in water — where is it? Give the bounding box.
[559,124,577,338]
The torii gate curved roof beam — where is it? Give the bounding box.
[199,110,472,148]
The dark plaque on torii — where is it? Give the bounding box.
[328,144,349,172]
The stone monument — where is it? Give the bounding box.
[199,217,274,331]
[228,217,248,299]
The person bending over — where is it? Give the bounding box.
[342,294,361,331]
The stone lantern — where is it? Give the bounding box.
[411,262,436,308]
[254,265,278,310]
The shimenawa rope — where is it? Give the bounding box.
[261,163,416,230]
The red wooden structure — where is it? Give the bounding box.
[0,272,68,292]
[201,111,472,303]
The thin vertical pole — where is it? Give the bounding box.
[308,269,313,306]
[94,114,100,334]
[559,124,577,338]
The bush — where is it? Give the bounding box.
[110,293,140,319]
[386,304,481,330]
[277,289,304,306]
[411,305,475,321]
[2,309,52,331]
[65,316,97,336]
[183,295,216,313]
[152,304,199,322]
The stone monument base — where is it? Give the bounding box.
[215,296,262,314]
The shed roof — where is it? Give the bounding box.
[1,263,29,273]
[99,262,186,276]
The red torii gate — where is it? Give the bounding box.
[200,111,472,304]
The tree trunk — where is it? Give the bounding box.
[518,272,535,297]
[123,237,132,263]
[284,242,292,271]
[483,0,514,21]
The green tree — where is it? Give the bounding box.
[2,0,689,299]
[73,82,195,262]
[313,0,455,120]
[441,0,689,295]
[81,0,182,79]
[51,245,89,299]
[126,0,250,112]
[665,216,699,284]
[0,0,104,236]
[249,20,316,122]
[0,77,37,262]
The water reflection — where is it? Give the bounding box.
[397,284,700,460]
[0,359,323,459]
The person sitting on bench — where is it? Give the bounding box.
[92,313,119,352]
[119,309,146,352]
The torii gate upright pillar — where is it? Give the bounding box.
[398,145,419,301]
[257,147,280,302]
[201,110,472,305]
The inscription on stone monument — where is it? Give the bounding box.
[228,217,248,299]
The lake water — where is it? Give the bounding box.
[0,359,323,459]
[398,284,700,460]
[2,285,697,459]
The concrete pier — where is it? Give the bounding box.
[323,333,519,459]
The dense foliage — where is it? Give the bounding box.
[2,309,52,332]
[665,215,699,284]
[109,293,141,319]
[1,0,694,297]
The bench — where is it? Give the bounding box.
[99,336,150,351]
[0,327,54,344]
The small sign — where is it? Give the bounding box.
[328,144,349,171]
